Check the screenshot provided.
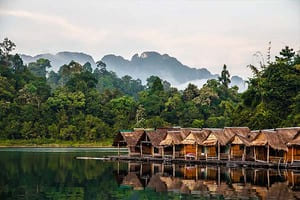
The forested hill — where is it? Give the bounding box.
[1,38,299,143]
[20,51,247,92]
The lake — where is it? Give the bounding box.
[0,148,299,199]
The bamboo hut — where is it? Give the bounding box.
[276,127,300,163]
[181,130,211,160]
[113,130,144,157]
[146,130,167,157]
[224,127,251,161]
[228,134,251,161]
[287,131,300,164]
[113,130,129,156]
[202,128,231,160]
[250,130,288,163]
[159,130,189,159]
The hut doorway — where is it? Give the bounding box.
[255,146,267,161]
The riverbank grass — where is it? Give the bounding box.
[0,138,113,147]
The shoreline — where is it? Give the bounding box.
[0,139,114,148]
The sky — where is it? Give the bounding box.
[0,0,299,78]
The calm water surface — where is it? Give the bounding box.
[0,148,299,199]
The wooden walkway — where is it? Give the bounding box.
[99,155,300,169]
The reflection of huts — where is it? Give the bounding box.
[160,176,183,193]
[202,128,232,160]
[121,172,143,190]
[250,130,288,163]
[181,130,211,160]
[147,174,167,192]
[282,128,300,163]
[160,130,189,159]
[113,130,144,156]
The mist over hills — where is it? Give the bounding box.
[20,51,247,92]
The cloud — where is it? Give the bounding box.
[0,9,108,42]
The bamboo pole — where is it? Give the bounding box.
[172,164,175,177]
[140,143,143,157]
[254,147,256,161]
[267,145,270,163]
[292,146,294,164]
[228,144,231,161]
[173,144,175,159]
[218,142,220,160]
[118,143,120,157]
[196,144,198,160]
[184,145,186,160]
[243,146,246,161]
[162,147,164,158]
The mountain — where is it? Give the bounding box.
[101,52,217,85]
[20,51,247,92]
[20,52,96,71]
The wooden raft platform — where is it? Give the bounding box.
[99,155,300,169]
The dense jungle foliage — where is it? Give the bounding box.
[0,38,299,142]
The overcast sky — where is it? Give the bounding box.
[0,0,299,78]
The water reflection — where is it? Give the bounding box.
[115,162,300,199]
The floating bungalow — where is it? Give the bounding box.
[113,130,144,156]
[111,126,300,167]
[250,130,288,163]
[287,131,300,164]
[201,128,230,160]
[159,130,189,159]
[181,130,211,160]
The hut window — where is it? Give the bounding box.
[220,146,229,153]
[154,147,159,153]
[239,146,244,150]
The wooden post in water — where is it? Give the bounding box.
[195,144,198,160]
[173,144,175,159]
[243,146,246,161]
[254,147,256,161]
[267,145,270,163]
[228,144,231,161]
[184,145,186,160]
[218,142,220,160]
[292,146,294,164]
[172,164,175,177]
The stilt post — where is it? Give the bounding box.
[173,144,175,159]
[218,142,220,160]
[292,146,294,164]
[267,144,270,163]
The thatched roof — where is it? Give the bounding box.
[121,130,144,147]
[112,131,129,146]
[181,130,211,145]
[121,173,143,190]
[160,130,189,146]
[276,127,300,144]
[202,128,227,146]
[146,131,167,147]
[247,130,261,141]
[228,134,251,146]
[250,130,288,151]
[287,132,300,146]
[224,127,250,137]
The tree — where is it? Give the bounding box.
[28,58,51,77]
[218,64,231,88]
